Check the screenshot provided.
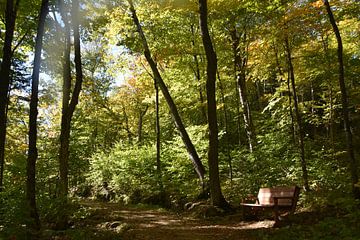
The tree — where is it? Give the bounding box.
[284,37,310,191]
[26,0,49,233]
[127,0,206,187]
[57,0,84,228]
[198,0,228,208]
[229,16,257,152]
[323,0,360,198]
[0,0,20,192]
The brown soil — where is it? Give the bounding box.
[63,201,275,240]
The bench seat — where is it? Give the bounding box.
[241,186,300,225]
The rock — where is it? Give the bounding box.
[110,221,121,228]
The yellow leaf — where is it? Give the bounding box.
[311,0,323,9]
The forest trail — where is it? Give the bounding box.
[66,200,275,240]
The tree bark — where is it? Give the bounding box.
[230,25,256,152]
[26,0,49,233]
[155,81,163,191]
[128,0,206,185]
[199,0,228,208]
[57,0,72,229]
[0,0,19,192]
[57,0,84,229]
[285,38,310,191]
[323,0,360,198]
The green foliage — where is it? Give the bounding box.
[223,128,300,203]
[87,142,160,203]
[86,125,209,204]
[2,0,360,237]
[253,192,360,240]
[0,186,28,239]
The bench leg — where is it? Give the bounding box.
[273,201,280,227]
[274,205,279,218]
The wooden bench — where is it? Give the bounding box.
[241,186,300,225]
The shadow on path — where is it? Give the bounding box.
[70,201,275,240]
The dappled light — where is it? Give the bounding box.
[1,0,360,239]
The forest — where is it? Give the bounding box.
[0,0,360,239]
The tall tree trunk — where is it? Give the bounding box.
[57,0,84,229]
[155,81,163,192]
[128,0,206,186]
[323,0,360,198]
[57,0,72,229]
[230,26,256,152]
[26,0,49,233]
[285,38,310,191]
[233,55,242,147]
[0,0,19,192]
[273,44,296,143]
[199,0,228,208]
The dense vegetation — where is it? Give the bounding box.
[0,0,360,238]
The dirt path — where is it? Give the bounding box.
[67,201,275,240]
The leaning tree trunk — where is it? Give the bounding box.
[199,0,229,208]
[26,0,49,233]
[285,38,310,192]
[0,0,19,192]
[323,0,360,198]
[128,0,206,186]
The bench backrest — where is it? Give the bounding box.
[257,186,300,206]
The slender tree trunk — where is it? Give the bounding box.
[274,44,296,143]
[0,0,19,192]
[155,81,163,192]
[233,55,242,147]
[128,0,206,186]
[230,26,256,152]
[26,0,49,233]
[285,38,310,191]
[323,0,360,198]
[57,0,84,229]
[199,0,228,208]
